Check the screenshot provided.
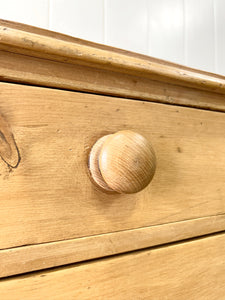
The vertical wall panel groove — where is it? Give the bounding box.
[214,0,225,75]
[213,0,217,74]
[185,0,215,73]
[148,0,184,65]
[0,0,49,29]
[49,0,104,43]
[183,0,187,66]
[103,0,106,44]
[104,0,148,54]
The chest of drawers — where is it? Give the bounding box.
[0,20,225,299]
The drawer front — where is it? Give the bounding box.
[0,82,225,250]
[1,233,225,299]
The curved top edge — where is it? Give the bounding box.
[1,19,225,95]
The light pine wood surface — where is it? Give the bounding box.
[1,50,225,113]
[0,20,225,112]
[1,215,225,278]
[89,130,156,193]
[0,20,225,294]
[1,233,225,299]
[0,82,224,252]
[1,22,225,94]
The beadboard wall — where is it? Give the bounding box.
[0,0,225,75]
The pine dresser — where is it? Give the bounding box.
[0,20,225,300]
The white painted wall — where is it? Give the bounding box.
[0,0,225,75]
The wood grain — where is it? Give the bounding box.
[1,215,225,278]
[0,82,224,251]
[1,50,225,113]
[0,17,224,82]
[0,18,221,77]
[0,20,225,112]
[0,112,20,168]
[1,24,225,94]
[89,130,156,193]
[1,233,225,299]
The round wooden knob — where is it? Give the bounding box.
[88,130,156,194]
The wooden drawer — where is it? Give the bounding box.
[0,81,225,254]
[1,233,225,299]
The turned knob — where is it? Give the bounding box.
[88,130,156,194]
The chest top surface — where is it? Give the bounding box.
[0,19,225,112]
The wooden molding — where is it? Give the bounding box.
[2,232,225,299]
[0,19,225,112]
[1,214,225,278]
